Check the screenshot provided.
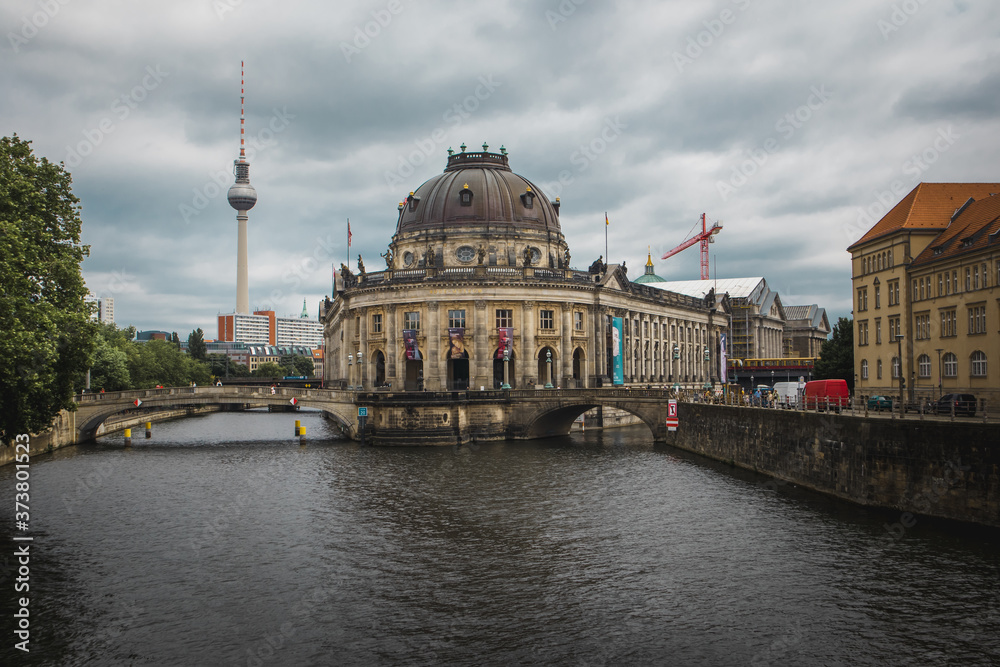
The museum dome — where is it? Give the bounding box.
[395,146,561,236]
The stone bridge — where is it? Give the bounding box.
[73,386,678,445]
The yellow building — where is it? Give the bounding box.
[848,182,1000,405]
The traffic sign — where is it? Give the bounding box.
[358,407,368,417]
[133,399,142,407]
[289,397,298,406]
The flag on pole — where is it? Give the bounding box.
[347,219,352,248]
[605,212,609,226]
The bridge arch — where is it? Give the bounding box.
[516,400,663,441]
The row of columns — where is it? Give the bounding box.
[334,301,716,389]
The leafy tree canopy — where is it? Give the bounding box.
[187,328,207,360]
[254,361,284,377]
[0,135,97,443]
[813,316,854,391]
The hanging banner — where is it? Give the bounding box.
[611,317,624,385]
[403,329,421,360]
[496,327,513,359]
[448,328,466,359]
[719,332,728,383]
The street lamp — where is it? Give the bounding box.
[935,348,943,399]
[501,347,511,390]
[544,349,554,389]
[895,334,904,413]
[357,350,363,390]
[347,353,353,390]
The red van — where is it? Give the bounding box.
[803,379,850,412]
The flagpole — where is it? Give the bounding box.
[605,212,608,264]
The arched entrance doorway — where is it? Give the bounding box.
[373,350,386,387]
[537,346,557,388]
[572,347,586,388]
[447,352,470,390]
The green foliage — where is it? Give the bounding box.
[90,345,130,392]
[187,328,207,360]
[206,354,250,378]
[0,135,98,443]
[813,317,854,390]
[292,355,315,377]
[254,361,284,377]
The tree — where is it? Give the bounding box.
[813,317,854,390]
[187,328,207,360]
[0,135,98,443]
[292,355,315,377]
[170,331,180,349]
[254,361,283,377]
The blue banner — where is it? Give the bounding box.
[611,317,624,385]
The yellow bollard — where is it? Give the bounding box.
[295,419,301,436]
[124,428,132,447]
[299,425,306,445]
[145,421,152,439]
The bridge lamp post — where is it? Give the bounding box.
[501,347,511,390]
[935,348,943,399]
[545,349,554,389]
[348,354,354,390]
[357,350,363,391]
[895,334,904,413]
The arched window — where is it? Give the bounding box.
[917,354,931,378]
[861,359,869,379]
[943,353,957,378]
[971,351,987,377]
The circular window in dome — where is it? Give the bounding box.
[403,251,414,268]
[530,247,542,264]
[456,245,476,263]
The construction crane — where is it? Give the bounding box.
[660,213,723,280]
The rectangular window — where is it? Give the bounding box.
[952,270,958,294]
[968,305,986,334]
[875,319,881,345]
[371,313,383,334]
[945,272,951,295]
[938,274,943,297]
[973,266,980,290]
[574,311,583,331]
[858,321,869,346]
[404,311,420,330]
[965,268,971,291]
[874,285,881,309]
[495,309,512,329]
[643,321,649,337]
[539,309,555,330]
[857,287,868,312]
[448,309,466,329]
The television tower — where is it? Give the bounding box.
[227,60,257,314]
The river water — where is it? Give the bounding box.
[1,410,998,666]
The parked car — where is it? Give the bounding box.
[933,393,977,417]
[803,379,850,412]
[867,395,893,411]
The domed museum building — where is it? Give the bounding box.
[321,146,731,392]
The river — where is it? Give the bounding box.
[1,409,998,666]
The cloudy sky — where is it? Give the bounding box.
[3,0,998,337]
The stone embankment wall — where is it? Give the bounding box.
[665,404,1000,528]
[1,406,221,467]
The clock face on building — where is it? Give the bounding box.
[403,251,414,268]
[456,245,476,263]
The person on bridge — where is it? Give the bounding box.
[216,380,222,387]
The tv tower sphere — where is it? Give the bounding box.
[227,174,257,211]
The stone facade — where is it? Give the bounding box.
[322,149,730,391]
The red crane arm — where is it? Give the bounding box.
[661,231,708,260]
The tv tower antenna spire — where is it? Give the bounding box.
[228,60,257,314]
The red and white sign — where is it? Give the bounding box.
[289,397,298,406]
[665,399,678,431]
[133,399,142,407]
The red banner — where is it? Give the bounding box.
[403,329,421,360]
[495,327,512,359]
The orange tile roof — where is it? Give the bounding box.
[911,193,1000,266]
[848,183,1000,251]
